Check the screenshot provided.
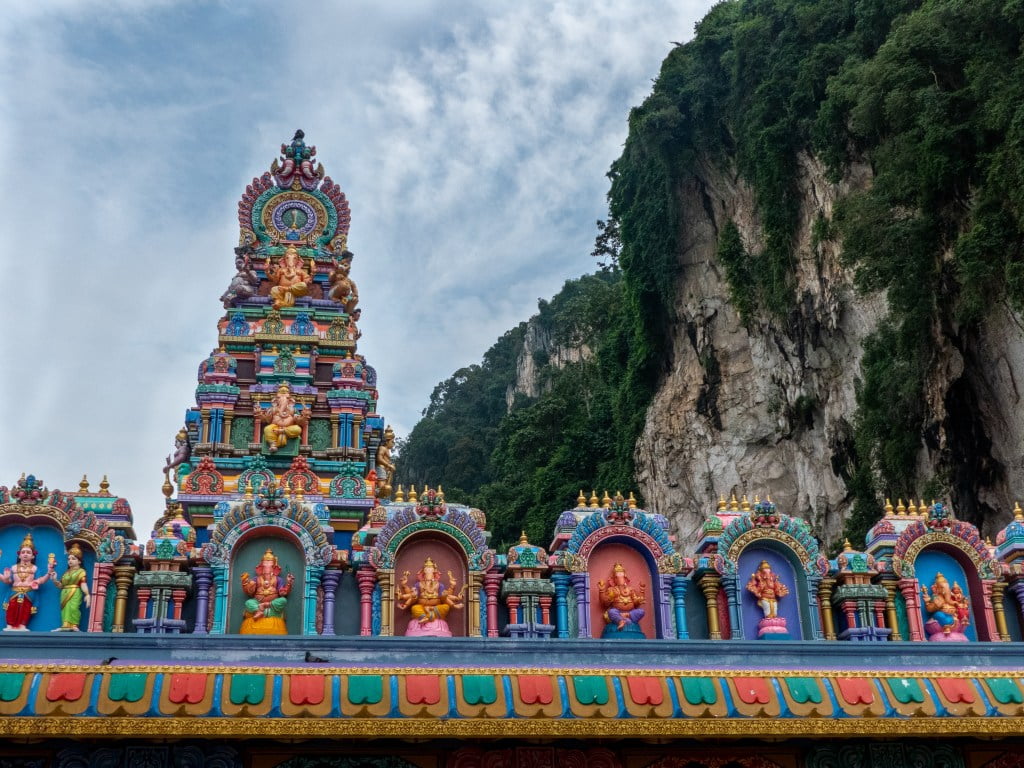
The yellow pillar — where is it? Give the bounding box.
[818,578,836,640]
[112,565,136,633]
[698,574,722,640]
[884,581,902,642]
[992,582,1010,642]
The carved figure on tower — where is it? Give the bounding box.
[597,563,646,636]
[268,246,311,308]
[48,544,90,631]
[922,572,969,641]
[396,557,464,637]
[375,426,396,498]
[272,129,321,190]
[327,250,359,314]
[0,535,51,631]
[220,252,260,308]
[162,427,192,477]
[239,548,295,635]
[259,383,311,453]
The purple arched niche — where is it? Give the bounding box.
[587,542,656,638]
[737,547,802,640]
[393,535,468,637]
[914,547,980,641]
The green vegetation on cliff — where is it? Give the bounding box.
[400,0,1024,548]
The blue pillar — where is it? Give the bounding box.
[723,574,742,640]
[570,573,590,639]
[672,574,689,639]
[304,567,323,635]
[807,575,824,640]
[211,566,228,634]
[552,572,571,639]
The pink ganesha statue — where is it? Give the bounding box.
[746,560,790,639]
[396,557,464,637]
[921,572,970,641]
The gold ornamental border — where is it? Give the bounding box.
[1,663,1023,679]
[1,716,1024,739]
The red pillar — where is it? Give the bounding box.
[357,568,377,636]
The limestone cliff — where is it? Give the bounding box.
[636,151,1023,547]
[506,321,591,409]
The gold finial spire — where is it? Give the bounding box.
[161,475,174,499]
[577,490,587,508]
[1014,501,1023,521]
[717,495,726,511]
[601,490,612,509]
[519,530,529,546]
[628,491,637,510]
[884,498,893,516]
[589,490,599,509]
[395,485,405,503]
[843,538,853,552]
[985,536,993,547]
[729,493,739,512]
[896,498,906,516]
[919,499,927,515]
[408,485,418,503]
[740,495,751,512]
[766,494,772,503]
[754,494,761,505]
[79,475,89,492]
[245,478,254,501]
[437,484,444,501]
[99,475,110,493]
[295,483,304,501]
[907,499,917,516]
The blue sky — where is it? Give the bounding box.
[0,1,715,537]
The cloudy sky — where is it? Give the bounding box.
[0,1,714,537]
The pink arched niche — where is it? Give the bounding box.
[587,543,656,638]
[393,534,469,637]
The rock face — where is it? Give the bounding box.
[635,152,1024,548]
[506,321,590,408]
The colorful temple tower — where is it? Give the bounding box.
[154,130,391,635]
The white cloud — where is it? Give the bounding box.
[0,1,714,539]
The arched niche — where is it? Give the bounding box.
[912,545,983,641]
[392,532,468,637]
[736,543,806,640]
[228,531,305,635]
[586,540,657,639]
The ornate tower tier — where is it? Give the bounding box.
[163,131,393,549]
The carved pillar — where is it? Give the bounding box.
[570,572,589,639]
[223,411,234,445]
[698,574,722,640]
[331,414,340,448]
[357,568,376,636]
[539,595,552,626]
[551,572,571,638]
[88,562,114,633]
[818,578,836,640]
[484,571,502,638]
[200,409,210,443]
[721,574,741,639]
[377,570,394,637]
[980,580,1001,642]
[192,567,213,635]
[899,579,924,641]
[304,569,322,636]
[320,569,342,636]
[112,565,136,633]
[137,588,151,621]
[883,581,902,641]
[506,595,521,625]
[171,589,186,622]
[671,574,688,639]
[211,567,228,634]
[655,573,673,639]
[841,600,856,634]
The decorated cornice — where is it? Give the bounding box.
[718,508,827,578]
[368,504,494,572]
[562,507,677,566]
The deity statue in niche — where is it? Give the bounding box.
[921,572,970,641]
[746,560,791,639]
[0,534,51,631]
[268,246,310,308]
[597,563,646,637]
[220,253,260,308]
[327,250,359,314]
[259,383,311,453]
[396,557,464,637]
[48,544,91,631]
[239,548,295,635]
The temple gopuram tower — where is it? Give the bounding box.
[158,130,393,635]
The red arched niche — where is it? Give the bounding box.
[587,542,656,638]
[393,534,469,637]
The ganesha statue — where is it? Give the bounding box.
[259,383,311,453]
[396,557,464,637]
[597,563,646,638]
[239,548,295,635]
[921,572,970,641]
[746,560,791,639]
